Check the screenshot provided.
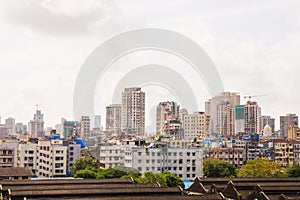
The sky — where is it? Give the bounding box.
[0,0,300,133]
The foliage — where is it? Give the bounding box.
[73,168,97,178]
[286,164,300,177]
[203,158,236,178]
[72,154,183,187]
[72,155,96,174]
[72,162,183,188]
[237,158,286,178]
[134,171,184,188]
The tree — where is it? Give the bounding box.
[287,164,300,177]
[237,158,286,177]
[203,158,236,178]
[72,155,96,174]
[74,169,97,178]
[135,171,184,188]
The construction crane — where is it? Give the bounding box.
[244,95,265,102]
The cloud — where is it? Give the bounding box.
[0,0,117,36]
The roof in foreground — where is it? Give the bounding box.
[0,167,32,177]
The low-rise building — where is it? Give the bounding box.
[211,147,245,168]
[131,145,203,180]
[0,140,18,168]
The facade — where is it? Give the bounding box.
[18,142,38,175]
[156,101,180,134]
[235,105,245,134]
[287,124,300,140]
[37,140,67,178]
[94,115,101,129]
[294,142,300,165]
[5,117,15,135]
[244,101,261,135]
[273,140,294,167]
[99,145,125,169]
[205,92,240,135]
[216,103,235,137]
[130,147,203,180]
[15,123,27,135]
[162,117,183,139]
[0,140,18,168]
[18,140,80,178]
[106,104,122,135]
[260,116,275,133]
[280,114,298,136]
[0,124,9,138]
[211,147,245,168]
[80,116,90,139]
[62,121,78,138]
[67,143,81,175]
[28,110,45,138]
[121,87,145,136]
[183,112,210,139]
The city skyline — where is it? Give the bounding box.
[0,1,300,132]
[0,90,300,135]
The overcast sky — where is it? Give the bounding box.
[0,0,300,133]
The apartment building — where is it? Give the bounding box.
[131,146,203,180]
[99,145,125,169]
[0,140,18,168]
[183,112,210,139]
[18,142,38,175]
[211,147,245,168]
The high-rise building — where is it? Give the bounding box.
[216,102,235,137]
[205,92,240,135]
[280,114,298,136]
[80,116,90,138]
[183,112,210,139]
[5,117,15,135]
[244,101,261,135]
[106,104,122,135]
[156,101,180,134]
[121,87,145,136]
[15,123,27,135]
[62,121,78,138]
[260,116,275,133]
[28,110,45,138]
[235,105,245,134]
[94,115,101,129]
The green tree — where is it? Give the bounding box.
[74,169,97,178]
[287,164,300,177]
[135,171,184,188]
[72,155,96,174]
[203,158,236,178]
[237,158,286,177]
